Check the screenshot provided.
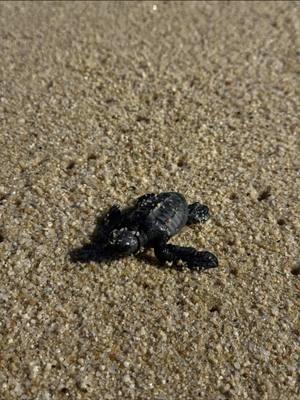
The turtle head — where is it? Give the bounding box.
[109,228,139,255]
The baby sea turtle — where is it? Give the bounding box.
[100,192,218,270]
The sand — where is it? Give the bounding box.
[0,1,299,399]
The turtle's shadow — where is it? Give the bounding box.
[69,242,112,264]
[69,242,182,271]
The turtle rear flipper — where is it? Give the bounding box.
[187,203,210,225]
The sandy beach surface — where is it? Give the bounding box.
[0,1,299,399]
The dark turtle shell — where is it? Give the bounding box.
[131,192,189,241]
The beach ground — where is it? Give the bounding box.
[0,2,299,399]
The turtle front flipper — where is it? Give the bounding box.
[101,205,123,234]
[91,205,123,243]
[187,203,210,225]
[154,242,218,270]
